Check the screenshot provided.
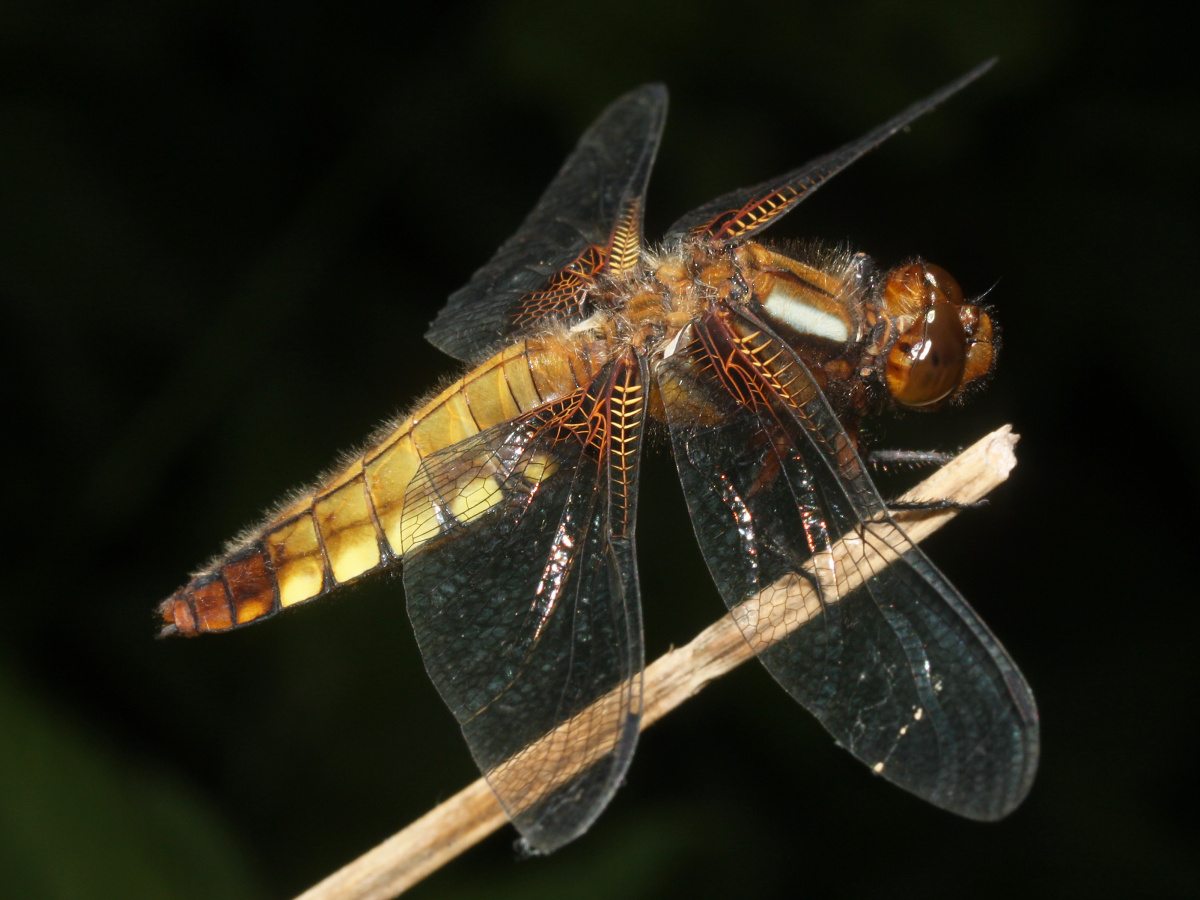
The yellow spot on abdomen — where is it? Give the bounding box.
[522,452,558,485]
[412,393,478,458]
[446,473,504,523]
[314,477,381,583]
[366,434,420,556]
[266,516,325,607]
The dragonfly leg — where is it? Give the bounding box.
[866,448,957,470]
[886,497,989,512]
[869,448,989,511]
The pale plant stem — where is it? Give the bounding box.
[295,425,1019,900]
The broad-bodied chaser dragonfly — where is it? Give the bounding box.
[160,61,1038,854]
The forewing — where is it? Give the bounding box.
[656,306,1038,819]
[665,61,994,245]
[426,85,668,362]
[402,355,648,853]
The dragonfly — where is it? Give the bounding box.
[159,61,1038,854]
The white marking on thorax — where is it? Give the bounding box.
[762,285,850,343]
[661,326,687,359]
[569,311,606,333]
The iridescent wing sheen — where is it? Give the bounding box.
[402,354,648,853]
[665,60,994,246]
[655,304,1039,820]
[426,85,668,362]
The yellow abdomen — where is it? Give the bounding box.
[159,334,605,636]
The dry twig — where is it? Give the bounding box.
[296,425,1019,900]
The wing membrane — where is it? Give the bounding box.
[656,304,1038,819]
[665,61,994,245]
[427,85,668,361]
[402,355,648,852]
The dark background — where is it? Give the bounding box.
[3,1,1196,898]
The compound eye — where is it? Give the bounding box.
[923,263,964,307]
[886,298,968,407]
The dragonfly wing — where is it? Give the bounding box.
[427,85,667,362]
[665,61,993,245]
[402,354,648,852]
[655,304,1038,819]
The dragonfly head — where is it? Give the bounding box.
[880,262,997,410]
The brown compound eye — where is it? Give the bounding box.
[922,263,964,307]
[885,263,969,407]
[887,300,968,407]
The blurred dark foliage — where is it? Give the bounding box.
[2,1,1197,898]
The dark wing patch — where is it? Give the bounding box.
[655,302,1038,819]
[665,61,994,245]
[426,85,668,362]
[402,354,648,853]
[507,243,608,335]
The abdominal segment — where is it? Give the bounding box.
[158,336,600,636]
